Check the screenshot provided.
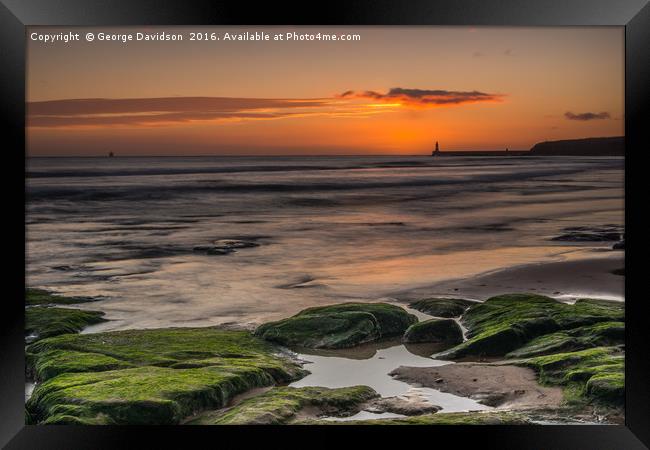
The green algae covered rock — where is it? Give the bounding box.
[26,327,307,425]
[585,372,624,404]
[436,294,623,359]
[27,349,134,381]
[25,289,106,343]
[408,298,477,318]
[518,346,624,406]
[26,288,98,306]
[403,319,463,344]
[189,386,378,425]
[506,321,624,359]
[26,307,106,341]
[254,302,418,349]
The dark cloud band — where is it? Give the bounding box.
[338,87,503,106]
[564,111,610,121]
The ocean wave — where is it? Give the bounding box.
[27,166,598,202]
[25,155,622,179]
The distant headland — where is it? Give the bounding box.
[433,136,624,157]
[528,136,624,156]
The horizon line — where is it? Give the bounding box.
[26,150,533,158]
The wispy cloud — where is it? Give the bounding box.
[564,111,611,121]
[338,87,504,107]
[27,97,334,128]
[28,88,505,128]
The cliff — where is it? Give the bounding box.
[529,136,624,156]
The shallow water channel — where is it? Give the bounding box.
[289,305,491,420]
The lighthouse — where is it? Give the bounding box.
[431,141,440,157]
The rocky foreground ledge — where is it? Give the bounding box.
[25,290,624,425]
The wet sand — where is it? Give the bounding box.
[393,250,624,302]
[390,363,564,410]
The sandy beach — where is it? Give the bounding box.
[393,250,624,303]
[390,363,564,410]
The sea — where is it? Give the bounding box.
[26,155,624,331]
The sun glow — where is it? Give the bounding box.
[367,103,403,108]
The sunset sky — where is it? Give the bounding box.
[27,26,624,156]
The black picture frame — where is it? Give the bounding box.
[2,1,648,448]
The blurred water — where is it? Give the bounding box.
[26,155,624,330]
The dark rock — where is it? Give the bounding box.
[403,319,463,344]
[551,225,623,242]
[193,245,233,255]
[552,232,621,242]
[436,293,624,359]
[193,239,260,255]
[255,303,418,349]
[506,321,624,359]
[408,298,478,318]
[213,239,260,249]
[206,247,234,255]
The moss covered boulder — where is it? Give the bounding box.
[506,321,624,359]
[409,298,477,318]
[254,302,417,349]
[26,327,307,424]
[436,294,623,359]
[26,307,106,341]
[585,373,624,404]
[189,386,378,425]
[403,319,463,344]
[517,346,624,406]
